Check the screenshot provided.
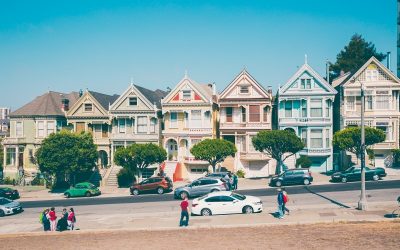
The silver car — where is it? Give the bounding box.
[0,197,23,217]
[174,177,228,200]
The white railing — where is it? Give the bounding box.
[279,117,331,123]
[301,148,331,154]
[220,122,271,128]
[188,128,212,133]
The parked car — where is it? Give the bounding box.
[269,168,313,187]
[205,172,231,183]
[64,182,101,198]
[0,187,20,200]
[191,191,263,216]
[130,176,173,195]
[331,166,387,183]
[174,177,228,200]
[0,197,23,217]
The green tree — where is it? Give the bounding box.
[330,34,386,80]
[114,143,167,180]
[391,149,400,168]
[296,155,312,168]
[252,130,304,175]
[333,127,385,163]
[35,130,98,186]
[190,139,237,172]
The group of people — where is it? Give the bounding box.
[225,173,238,191]
[40,207,76,232]
[276,188,290,219]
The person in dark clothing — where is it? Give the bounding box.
[277,188,284,219]
[232,174,238,190]
[57,208,69,231]
[41,209,50,231]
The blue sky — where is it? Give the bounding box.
[0,0,396,110]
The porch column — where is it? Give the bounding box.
[133,116,137,134]
[15,146,19,168]
[147,115,150,135]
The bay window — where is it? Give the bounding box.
[284,101,292,118]
[310,129,323,148]
[310,99,322,117]
[301,100,307,117]
[375,95,390,110]
[191,110,202,128]
[6,148,16,165]
[137,116,148,133]
[226,107,233,122]
[118,119,126,133]
[249,105,260,122]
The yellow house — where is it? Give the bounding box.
[161,74,218,180]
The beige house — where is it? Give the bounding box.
[161,74,218,180]
[2,91,79,179]
[218,69,273,177]
[66,90,119,169]
[333,57,400,168]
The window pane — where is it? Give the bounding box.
[285,101,292,118]
[119,119,126,133]
[47,122,55,135]
[84,103,93,111]
[182,90,191,100]
[310,129,323,148]
[226,107,233,122]
[240,86,249,94]
[129,97,137,106]
[37,121,44,137]
[191,110,202,128]
[170,112,178,128]
[310,99,322,117]
[137,116,148,133]
[249,105,260,122]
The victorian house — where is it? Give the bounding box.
[332,57,400,168]
[161,74,217,181]
[278,61,337,172]
[2,91,79,178]
[218,69,273,177]
[66,90,119,169]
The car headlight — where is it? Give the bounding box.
[5,207,12,211]
[253,201,262,205]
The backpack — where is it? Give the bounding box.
[39,213,43,224]
[283,193,288,203]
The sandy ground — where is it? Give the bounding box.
[0,221,399,250]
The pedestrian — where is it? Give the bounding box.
[67,208,76,230]
[40,208,50,231]
[225,173,232,191]
[232,173,238,190]
[276,188,284,219]
[282,188,290,215]
[48,207,57,231]
[57,208,68,231]
[179,196,189,227]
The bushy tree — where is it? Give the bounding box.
[391,149,400,168]
[190,139,237,172]
[36,130,98,186]
[296,155,312,168]
[252,130,304,175]
[330,34,386,80]
[333,127,385,163]
[114,143,167,180]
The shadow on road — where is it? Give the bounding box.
[305,186,351,208]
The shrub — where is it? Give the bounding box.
[2,176,15,185]
[117,168,136,187]
[296,155,312,168]
[392,149,400,168]
[236,169,245,178]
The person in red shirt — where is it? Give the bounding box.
[48,207,57,231]
[67,208,76,230]
[179,196,189,227]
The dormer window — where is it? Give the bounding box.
[129,97,138,106]
[240,86,249,94]
[84,103,93,112]
[366,69,378,81]
[300,79,312,89]
[182,90,191,100]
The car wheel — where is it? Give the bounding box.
[201,208,212,216]
[303,179,310,185]
[65,193,71,198]
[132,189,139,195]
[157,187,164,194]
[180,192,189,200]
[275,181,282,187]
[243,206,254,214]
[211,189,219,193]
[85,192,91,197]
[0,210,4,217]
[372,175,379,181]
[341,177,347,183]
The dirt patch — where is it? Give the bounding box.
[1,221,399,250]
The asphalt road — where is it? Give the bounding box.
[20,180,400,209]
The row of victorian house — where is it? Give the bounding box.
[2,56,400,184]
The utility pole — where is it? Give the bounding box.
[358,81,368,210]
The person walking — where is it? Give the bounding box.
[282,188,290,215]
[276,188,284,219]
[40,209,50,231]
[232,173,238,190]
[67,208,76,230]
[179,196,189,227]
[48,207,57,231]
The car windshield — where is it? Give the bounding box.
[231,193,246,201]
[0,198,12,205]
[198,194,209,201]
[345,167,355,173]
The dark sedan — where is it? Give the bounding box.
[0,187,20,200]
[331,166,387,183]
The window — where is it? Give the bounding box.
[248,135,256,152]
[310,129,323,148]
[300,79,311,89]
[301,100,307,117]
[129,97,137,106]
[301,129,308,147]
[191,110,202,128]
[366,96,373,110]
[376,123,392,141]
[306,79,312,89]
[219,196,234,202]
[204,111,211,125]
[366,69,378,81]
[205,197,221,202]
[325,129,330,148]
[102,124,108,138]
[184,112,189,127]
[263,106,269,122]
[241,107,246,122]
[182,90,191,100]
[170,112,177,128]
[375,95,390,110]
[118,119,126,133]
[76,122,85,133]
[47,122,55,135]
[249,105,260,122]
[37,121,44,137]
[137,116,148,133]
[346,96,355,111]
[240,86,249,94]
[310,99,322,117]
[325,100,331,118]
[84,103,93,112]
[190,167,208,173]
[6,148,16,165]
[16,122,23,137]
[150,118,156,133]
[284,101,292,118]
[226,107,233,122]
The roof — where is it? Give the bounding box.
[134,85,167,108]
[88,91,120,111]
[10,91,80,117]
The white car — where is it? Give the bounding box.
[0,197,23,217]
[191,191,263,216]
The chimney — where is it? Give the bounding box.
[79,89,83,97]
[340,70,345,76]
[212,82,216,95]
[267,85,273,94]
[387,52,391,71]
[61,98,70,112]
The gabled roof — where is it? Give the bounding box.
[279,63,337,95]
[10,91,79,117]
[88,91,119,111]
[134,85,167,108]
